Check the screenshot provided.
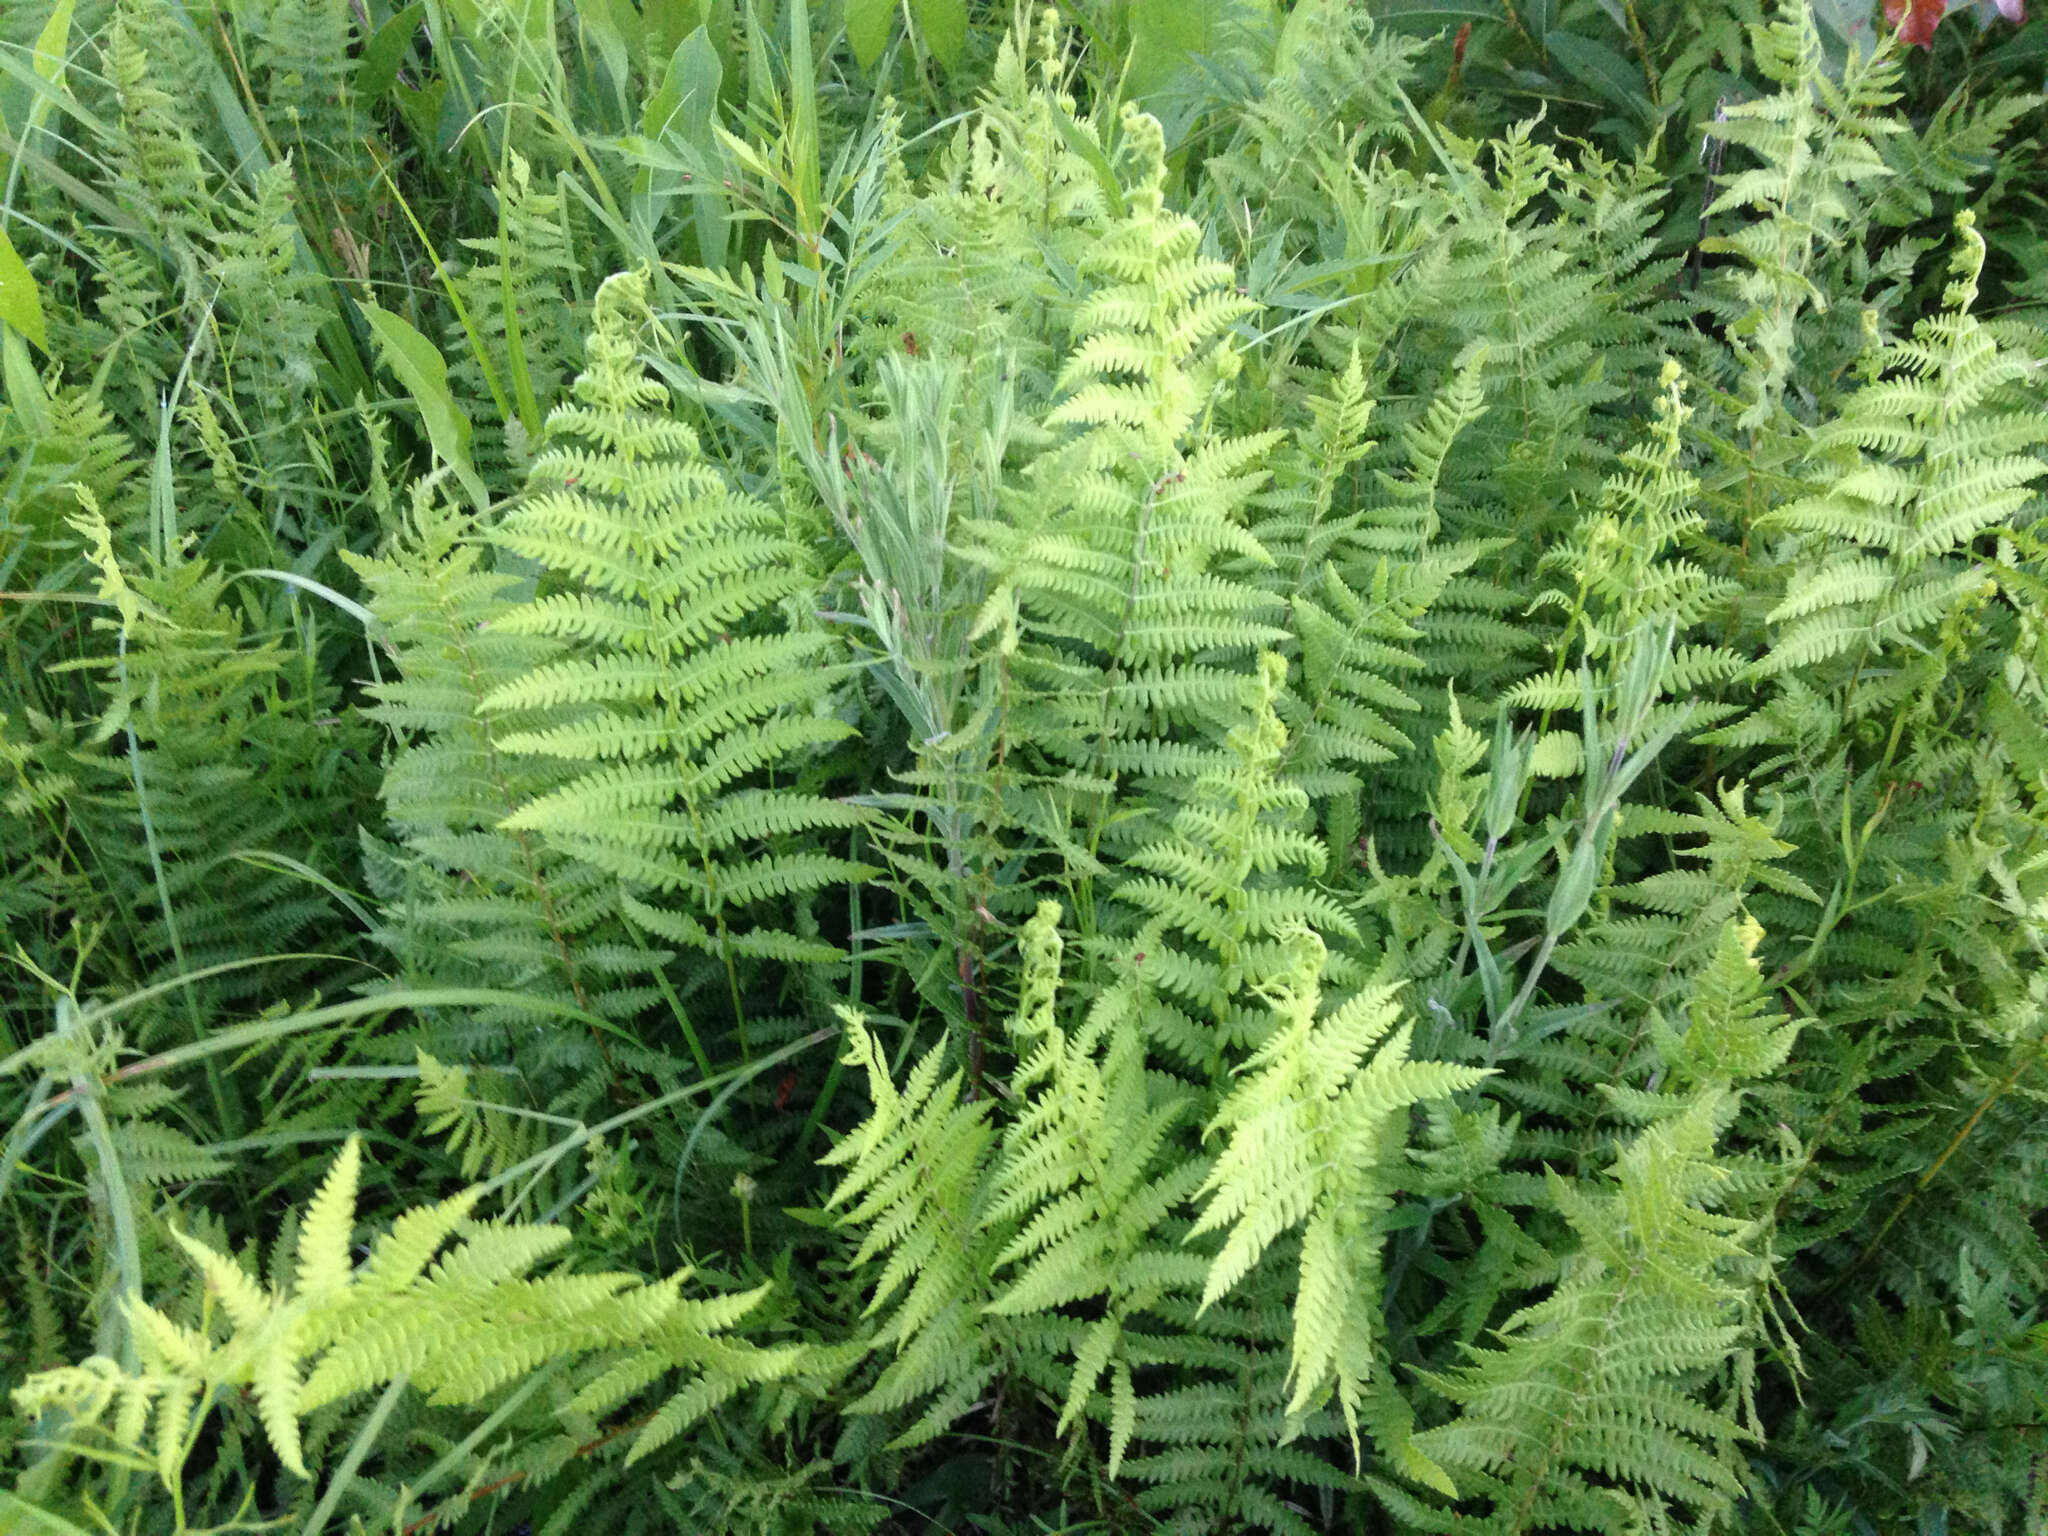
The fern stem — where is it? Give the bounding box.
[717,914,751,1070]
[623,911,714,1081]
[1854,1034,2047,1274]
[116,624,230,1132]
[495,132,543,438]
[1080,469,1168,898]
[1504,1260,1640,1534]
[434,576,609,1068]
[685,773,751,1069]
[791,859,864,1160]
[1774,772,1897,991]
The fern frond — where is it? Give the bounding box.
[11,1139,791,1490]
[1190,928,1488,1455]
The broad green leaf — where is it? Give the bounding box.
[1276,0,1341,73]
[644,29,721,161]
[1124,0,1270,101]
[846,0,893,68]
[3,325,50,434]
[27,0,72,142]
[439,0,481,35]
[909,0,965,69]
[358,1,426,100]
[358,301,488,511]
[643,0,706,73]
[0,223,47,353]
[1981,15,2048,69]
[1126,0,1220,98]
[0,1490,96,1536]
[1543,31,1654,122]
[643,27,728,269]
[1811,0,1879,57]
[0,0,74,151]
[576,0,643,99]
[1370,0,1510,23]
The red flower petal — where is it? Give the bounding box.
[1884,0,1948,48]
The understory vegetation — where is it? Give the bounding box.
[2,0,2046,1530]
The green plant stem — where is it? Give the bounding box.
[298,1375,409,1536]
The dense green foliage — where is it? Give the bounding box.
[2,0,2045,1531]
